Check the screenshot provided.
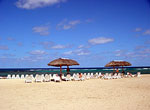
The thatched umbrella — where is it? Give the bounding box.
[105,60,131,73]
[47,58,79,79]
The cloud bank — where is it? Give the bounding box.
[57,19,80,30]
[88,37,114,45]
[16,0,67,9]
[32,25,50,36]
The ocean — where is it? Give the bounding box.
[0,66,150,77]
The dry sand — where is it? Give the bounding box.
[0,75,150,110]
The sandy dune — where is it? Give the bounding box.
[0,75,150,110]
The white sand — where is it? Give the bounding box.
[0,75,150,110]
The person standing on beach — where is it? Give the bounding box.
[67,66,70,74]
[116,68,119,74]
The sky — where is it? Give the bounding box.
[0,0,150,68]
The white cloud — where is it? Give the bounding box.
[78,45,84,48]
[88,37,114,45]
[76,50,90,56]
[63,51,73,55]
[0,45,9,50]
[78,44,90,49]
[114,50,126,57]
[143,29,150,35]
[16,0,67,9]
[40,41,71,49]
[29,50,47,56]
[64,49,90,56]
[57,19,80,30]
[51,44,69,49]
[20,56,45,62]
[32,25,50,36]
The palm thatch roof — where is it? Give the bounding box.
[47,58,79,67]
[105,60,131,67]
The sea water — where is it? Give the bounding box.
[0,66,150,77]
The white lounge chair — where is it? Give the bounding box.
[103,73,112,79]
[84,73,87,76]
[90,73,94,78]
[73,74,80,81]
[7,74,11,79]
[30,74,34,79]
[53,74,61,82]
[25,75,32,83]
[94,72,99,78]
[16,74,20,79]
[98,72,102,78]
[136,72,141,77]
[49,74,53,81]
[21,74,25,79]
[25,74,29,78]
[35,75,43,82]
[12,74,16,79]
[127,72,133,77]
[61,74,67,81]
[117,73,122,79]
[112,73,117,79]
[80,74,86,81]
[66,74,73,81]
[44,74,50,82]
[86,73,90,80]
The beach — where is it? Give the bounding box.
[0,75,150,110]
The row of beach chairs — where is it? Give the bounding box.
[6,72,141,83]
[102,72,141,80]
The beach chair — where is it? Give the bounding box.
[61,74,67,81]
[136,72,141,77]
[49,74,53,81]
[25,74,29,78]
[25,75,32,83]
[41,74,45,81]
[80,74,86,81]
[7,74,11,79]
[127,72,133,77]
[30,74,34,79]
[98,72,102,78]
[84,73,87,76]
[12,74,16,79]
[73,74,80,81]
[16,74,20,79]
[44,74,50,82]
[35,75,43,82]
[21,74,25,79]
[90,73,94,78]
[94,72,99,78]
[103,73,111,80]
[53,74,61,82]
[112,73,117,79]
[117,73,121,79]
[86,73,90,80]
[66,74,73,81]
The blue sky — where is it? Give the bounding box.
[0,0,150,68]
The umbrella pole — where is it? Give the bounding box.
[60,65,62,79]
[122,66,124,75]
[113,66,115,75]
[67,66,70,74]
[122,66,123,72]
